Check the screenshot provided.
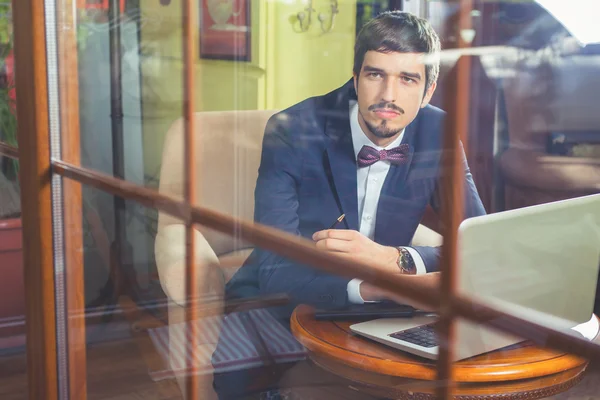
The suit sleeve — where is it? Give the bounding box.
[252,115,351,317]
[411,141,486,272]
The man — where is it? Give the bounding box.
[214,10,485,398]
[226,11,484,312]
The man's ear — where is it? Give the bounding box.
[421,81,437,108]
[353,74,358,94]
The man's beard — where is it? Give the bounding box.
[362,116,404,139]
[360,102,405,139]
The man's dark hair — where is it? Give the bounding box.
[353,11,441,91]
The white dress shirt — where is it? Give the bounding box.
[346,101,426,303]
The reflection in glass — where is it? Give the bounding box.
[71,188,179,398]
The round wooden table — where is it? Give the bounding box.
[291,305,598,400]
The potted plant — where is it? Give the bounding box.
[0,2,25,344]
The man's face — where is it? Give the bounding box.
[353,51,436,145]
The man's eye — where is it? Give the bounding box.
[402,76,415,83]
[368,72,382,78]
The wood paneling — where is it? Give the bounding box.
[12,1,58,398]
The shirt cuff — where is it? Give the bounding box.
[403,246,427,275]
[347,247,426,304]
[347,278,365,304]
[347,278,380,304]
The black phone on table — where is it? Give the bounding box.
[314,301,418,321]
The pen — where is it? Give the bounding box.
[328,214,345,229]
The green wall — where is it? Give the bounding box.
[266,0,357,109]
[140,0,357,181]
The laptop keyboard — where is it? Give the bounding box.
[389,324,438,348]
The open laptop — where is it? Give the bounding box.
[350,193,600,360]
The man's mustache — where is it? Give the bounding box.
[368,102,404,114]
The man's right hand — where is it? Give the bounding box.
[312,229,400,275]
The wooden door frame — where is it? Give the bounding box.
[12,0,86,399]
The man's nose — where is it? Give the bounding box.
[380,78,397,103]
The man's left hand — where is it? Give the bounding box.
[312,229,399,274]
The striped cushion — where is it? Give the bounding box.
[148,308,307,380]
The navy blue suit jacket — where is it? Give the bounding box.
[226,79,486,317]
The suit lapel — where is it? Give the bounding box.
[324,113,359,231]
[321,79,423,237]
[374,119,418,245]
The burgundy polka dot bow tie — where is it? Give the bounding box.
[356,144,410,167]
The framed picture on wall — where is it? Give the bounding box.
[79,0,125,12]
[200,0,251,61]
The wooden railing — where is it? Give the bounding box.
[2,0,600,399]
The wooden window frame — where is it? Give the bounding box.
[1,0,599,399]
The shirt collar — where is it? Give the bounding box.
[349,100,405,160]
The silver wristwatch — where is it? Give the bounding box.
[396,247,417,275]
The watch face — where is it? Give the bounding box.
[400,249,416,274]
[401,263,415,274]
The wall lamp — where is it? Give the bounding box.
[295,0,339,34]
